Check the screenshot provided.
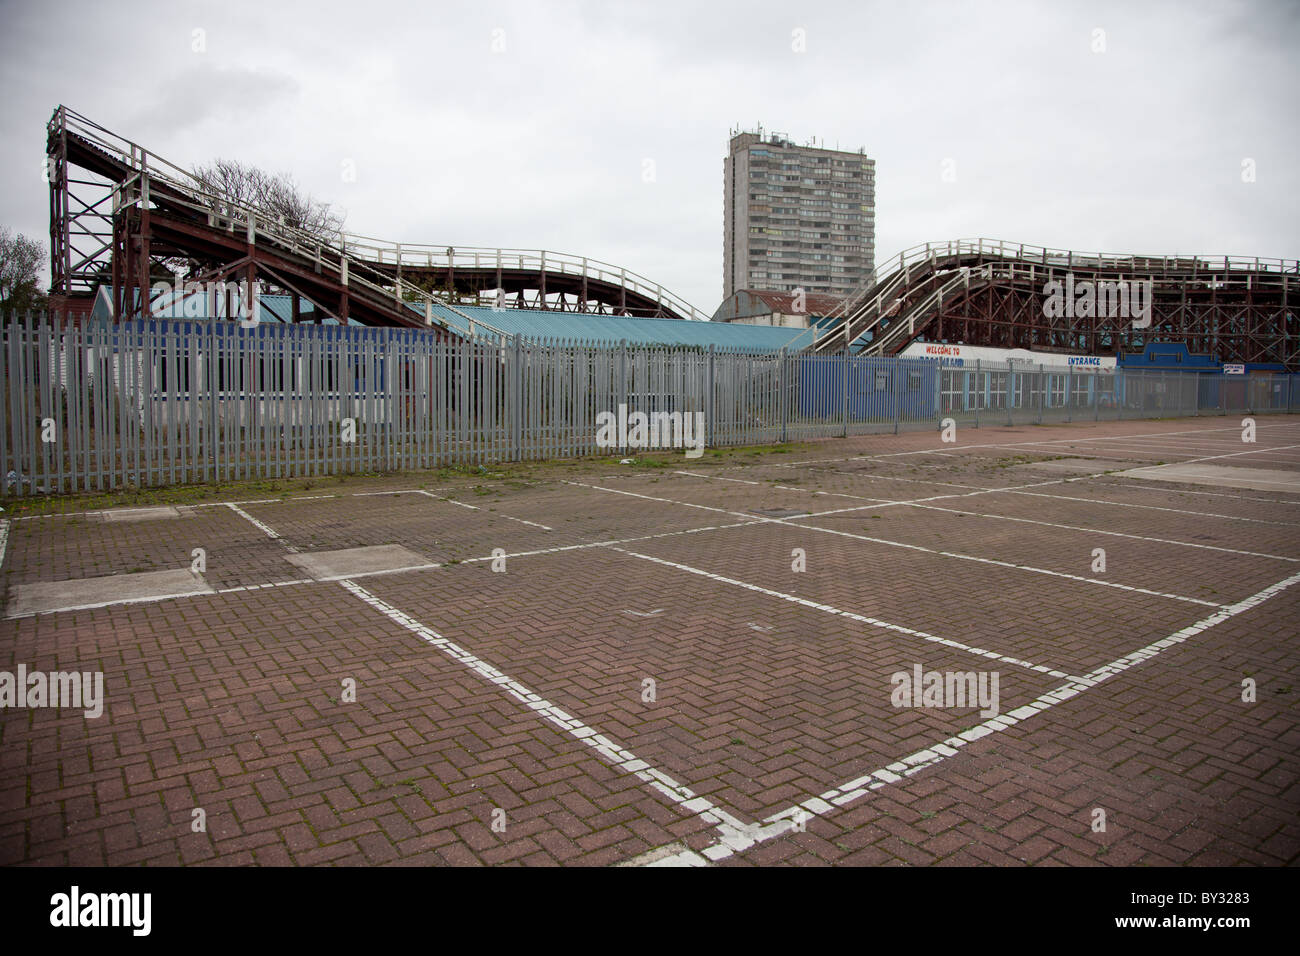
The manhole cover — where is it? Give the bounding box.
[749,508,808,518]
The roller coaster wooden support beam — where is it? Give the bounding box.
[817,242,1298,368]
[139,169,152,318]
[923,285,1297,367]
[46,106,704,327]
[47,110,69,299]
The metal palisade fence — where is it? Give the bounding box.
[2,314,1297,496]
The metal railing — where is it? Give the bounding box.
[52,106,707,325]
[53,106,497,336]
[3,313,1295,496]
[349,241,710,322]
[812,239,1300,354]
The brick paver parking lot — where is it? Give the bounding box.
[2,416,1298,866]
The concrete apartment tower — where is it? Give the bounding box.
[723,126,875,301]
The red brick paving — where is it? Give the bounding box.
[2,416,1298,865]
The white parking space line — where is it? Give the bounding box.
[1169,457,1300,467]
[201,494,342,505]
[966,442,1173,463]
[459,519,768,565]
[679,463,1281,578]
[0,518,9,570]
[1092,436,1282,449]
[217,488,770,853]
[498,515,553,530]
[656,470,1102,521]
[225,502,299,551]
[732,422,1300,471]
[573,474,1218,605]
[1174,443,1300,467]
[691,466,981,495]
[806,461,1300,506]
[811,470,984,491]
[610,547,1076,680]
[674,470,895,504]
[429,496,479,510]
[1008,489,1300,527]
[903,502,1300,563]
[1043,423,1300,443]
[650,567,1300,865]
[1087,480,1300,506]
[9,496,332,521]
[800,473,1109,517]
[7,487,470,522]
[780,519,1224,608]
[209,579,318,595]
[411,490,554,530]
[8,507,767,617]
[783,457,1300,506]
[340,578,758,855]
[1064,439,1300,466]
[562,479,787,523]
[1022,436,1300,453]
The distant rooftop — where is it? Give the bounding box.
[713,289,846,320]
[728,124,868,155]
[430,302,818,351]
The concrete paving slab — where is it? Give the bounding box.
[7,568,211,617]
[1116,463,1300,493]
[284,544,435,580]
[100,506,182,523]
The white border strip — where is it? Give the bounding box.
[225,502,298,550]
[412,490,554,530]
[610,547,1075,679]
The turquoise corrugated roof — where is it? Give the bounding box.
[88,287,819,352]
[427,303,820,352]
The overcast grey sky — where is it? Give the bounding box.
[1,0,1296,313]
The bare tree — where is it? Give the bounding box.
[192,159,344,239]
[0,227,47,317]
[262,174,345,236]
